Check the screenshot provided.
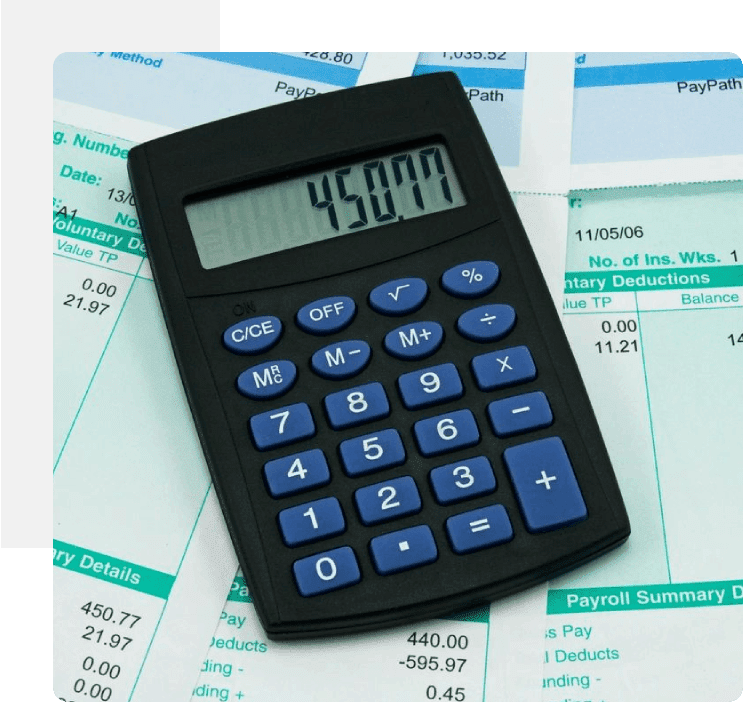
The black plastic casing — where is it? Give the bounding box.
[128,72,630,640]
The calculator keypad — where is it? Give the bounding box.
[441,260,500,298]
[487,391,553,437]
[383,321,444,360]
[278,496,346,546]
[311,340,371,379]
[397,363,464,410]
[339,429,406,477]
[292,546,361,596]
[223,315,282,355]
[471,345,536,391]
[445,504,513,554]
[237,360,297,400]
[250,402,316,450]
[503,437,587,532]
[369,525,438,575]
[296,296,356,335]
[413,409,481,457]
[429,456,496,505]
[324,382,390,430]
[229,259,590,600]
[457,303,516,342]
[369,277,428,315]
[354,476,422,525]
[263,448,331,498]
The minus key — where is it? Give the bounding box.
[487,391,553,437]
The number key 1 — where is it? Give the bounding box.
[278,496,346,546]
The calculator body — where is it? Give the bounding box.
[128,72,629,640]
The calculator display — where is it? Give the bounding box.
[185,143,466,269]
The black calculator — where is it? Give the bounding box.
[128,72,629,640]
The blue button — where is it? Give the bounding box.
[398,363,463,410]
[487,391,553,437]
[503,437,587,533]
[293,546,361,597]
[236,360,297,400]
[223,316,282,355]
[354,476,421,525]
[471,346,536,391]
[296,296,356,335]
[263,449,330,498]
[250,402,315,450]
[384,321,444,360]
[324,382,390,430]
[339,429,406,477]
[369,277,428,316]
[413,409,480,457]
[457,305,516,343]
[278,496,346,546]
[311,340,371,379]
[369,525,437,575]
[429,456,496,505]
[441,261,500,298]
[445,505,513,554]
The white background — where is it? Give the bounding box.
[0,0,219,548]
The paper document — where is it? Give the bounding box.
[189,574,545,702]
[543,182,743,701]
[570,52,743,189]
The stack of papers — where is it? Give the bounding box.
[53,52,742,702]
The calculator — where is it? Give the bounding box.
[127,72,630,640]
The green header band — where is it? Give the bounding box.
[53,539,174,599]
[227,576,253,603]
[53,213,145,257]
[565,265,743,294]
[547,579,743,614]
